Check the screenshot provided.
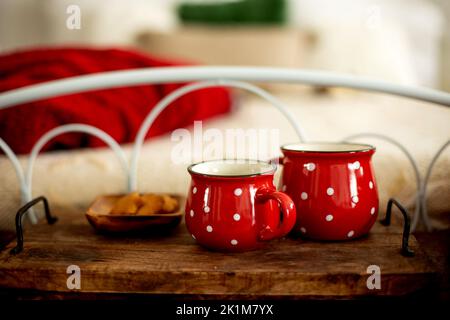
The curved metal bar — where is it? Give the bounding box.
[0,138,28,203]
[342,133,424,231]
[420,140,450,229]
[129,79,306,190]
[10,196,57,255]
[380,198,414,257]
[25,124,130,222]
[0,67,449,109]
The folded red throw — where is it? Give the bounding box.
[0,48,232,154]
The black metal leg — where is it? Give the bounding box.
[380,198,414,257]
[10,196,57,255]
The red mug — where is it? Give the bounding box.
[185,159,296,251]
[278,143,379,240]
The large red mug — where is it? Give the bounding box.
[185,159,296,251]
[278,143,379,240]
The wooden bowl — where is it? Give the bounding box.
[85,194,184,233]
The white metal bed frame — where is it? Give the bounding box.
[0,66,449,231]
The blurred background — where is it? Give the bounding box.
[0,0,449,91]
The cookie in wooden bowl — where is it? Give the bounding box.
[86,193,183,233]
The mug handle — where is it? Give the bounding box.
[255,187,296,241]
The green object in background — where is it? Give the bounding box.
[177,0,286,25]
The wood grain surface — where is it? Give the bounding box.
[0,206,438,298]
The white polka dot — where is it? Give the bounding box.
[190,209,194,217]
[282,185,287,191]
[204,206,210,213]
[369,181,374,189]
[301,192,308,200]
[206,225,213,232]
[191,234,196,239]
[234,188,243,196]
[347,230,355,238]
[230,239,238,246]
[353,161,361,169]
[325,214,334,222]
[300,227,307,233]
[326,187,334,196]
[192,187,197,194]
[305,162,316,171]
[290,203,294,209]
[371,207,375,215]
[233,213,241,221]
[352,196,359,203]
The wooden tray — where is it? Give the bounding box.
[0,206,438,299]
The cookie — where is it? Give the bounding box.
[137,194,164,215]
[162,195,179,213]
[110,192,142,215]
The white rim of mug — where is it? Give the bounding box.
[187,159,277,178]
[281,142,376,154]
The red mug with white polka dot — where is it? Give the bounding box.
[185,159,297,251]
[279,143,379,241]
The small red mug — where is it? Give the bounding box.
[278,143,379,240]
[185,159,296,251]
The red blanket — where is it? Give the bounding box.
[0,48,231,154]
